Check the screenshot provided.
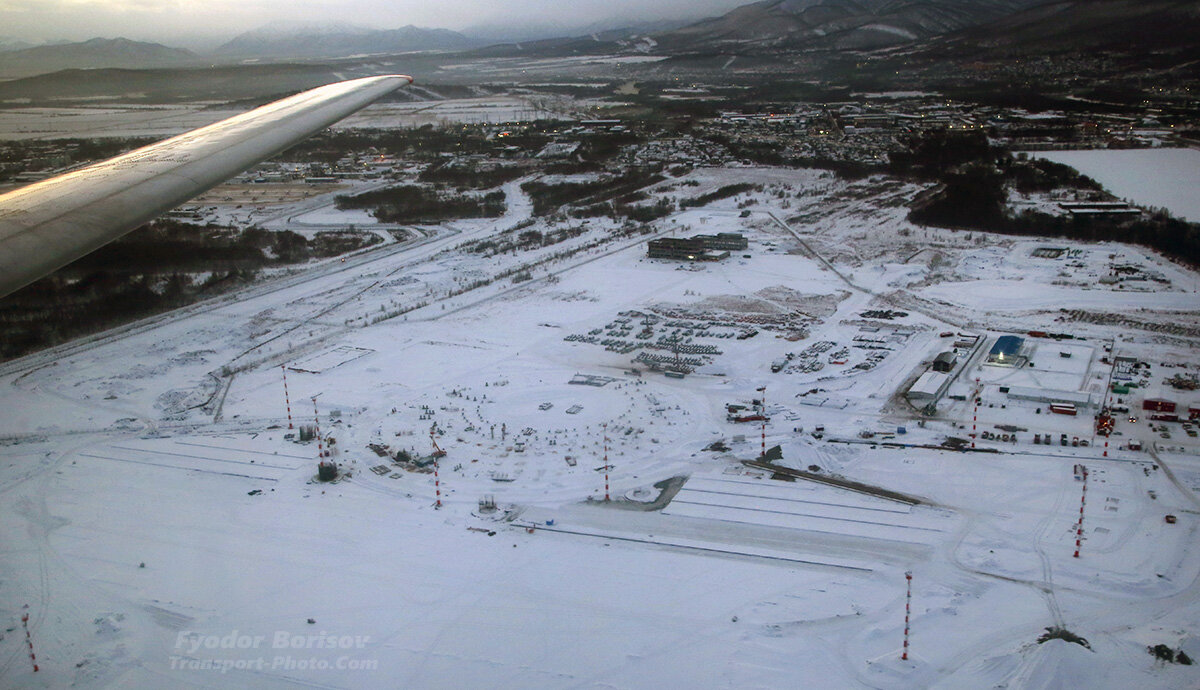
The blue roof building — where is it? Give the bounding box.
[987,335,1025,365]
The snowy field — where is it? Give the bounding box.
[1033,148,1200,222]
[0,94,621,140]
[339,96,619,128]
[0,105,242,141]
[2,166,1199,689]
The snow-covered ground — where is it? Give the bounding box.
[2,166,1199,689]
[0,105,243,141]
[0,94,624,140]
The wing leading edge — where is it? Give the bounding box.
[0,74,413,298]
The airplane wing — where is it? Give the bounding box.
[0,74,413,298]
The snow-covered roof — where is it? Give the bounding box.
[908,371,949,398]
[1006,386,1094,407]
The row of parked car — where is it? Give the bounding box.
[1032,432,1089,447]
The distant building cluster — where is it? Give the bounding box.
[232,152,399,185]
[623,137,730,167]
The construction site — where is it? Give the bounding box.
[2,164,1198,689]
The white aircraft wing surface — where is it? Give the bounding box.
[0,74,412,298]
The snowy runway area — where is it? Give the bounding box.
[77,436,311,482]
[2,166,1199,688]
[662,474,947,545]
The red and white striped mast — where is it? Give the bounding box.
[281,365,293,429]
[902,570,913,661]
[433,430,442,509]
[1074,466,1088,558]
[312,396,325,458]
[972,378,980,449]
[21,609,38,673]
[757,386,767,458]
[603,423,610,502]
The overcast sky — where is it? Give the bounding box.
[2,0,748,48]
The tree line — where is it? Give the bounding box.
[896,131,1200,267]
[336,185,506,223]
[0,220,382,360]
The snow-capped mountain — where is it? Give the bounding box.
[654,0,1049,52]
[215,21,478,58]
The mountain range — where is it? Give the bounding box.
[0,24,475,79]
[917,0,1200,57]
[0,38,195,79]
[652,0,1048,53]
[213,22,477,59]
[1,0,1195,84]
[0,37,35,52]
